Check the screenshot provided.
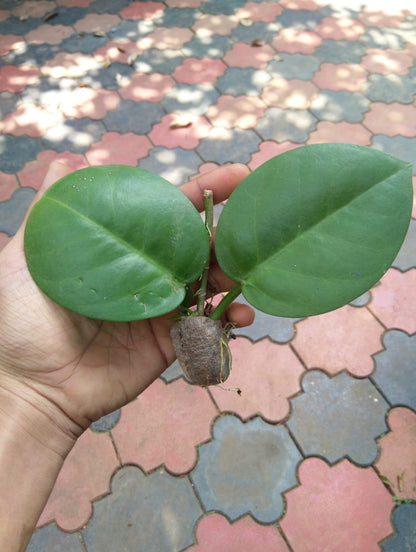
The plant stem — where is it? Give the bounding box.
[210,283,242,320]
[196,190,214,316]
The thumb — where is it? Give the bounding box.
[39,160,71,194]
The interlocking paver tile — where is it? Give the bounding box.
[271,28,322,54]
[370,269,416,334]
[82,465,202,551]
[0,174,18,201]
[187,513,290,552]
[312,62,368,91]
[267,52,320,79]
[256,106,317,143]
[315,16,366,41]
[138,27,193,50]
[0,134,42,173]
[309,120,372,144]
[0,16,40,36]
[37,429,119,531]
[315,38,366,63]
[192,13,239,36]
[59,32,108,55]
[161,83,219,115]
[173,57,227,84]
[41,6,87,26]
[372,136,416,174]
[83,61,133,90]
[25,24,74,45]
[248,140,300,169]
[27,523,84,552]
[120,1,165,21]
[362,47,414,75]
[40,51,99,79]
[40,117,105,153]
[109,18,155,42]
[200,0,245,16]
[224,41,276,68]
[364,73,416,103]
[279,0,319,9]
[0,64,40,92]
[73,12,120,33]
[139,146,202,186]
[358,8,405,28]
[215,67,271,96]
[236,2,283,22]
[111,378,217,474]
[90,410,121,432]
[287,370,389,465]
[0,187,36,235]
[190,415,302,523]
[119,72,174,102]
[210,337,304,423]
[393,219,416,271]
[373,330,416,410]
[103,99,164,133]
[12,0,55,19]
[59,87,120,119]
[156,6,200,27]
[0,102,63,137]
[364,102,416,137]
[182,34,233,58]
[207,94,266,129]
[148,113,211,149]
[231,20,281,45]
[197,126,261,164]
[261,77,318,109]
[277,8,323,29]
[375,407,416,500]
[0,91,19,118]
[85,132,152,166]
[381,503,416,552]
[292,305,384,377]
[281,458,393,552]
[310,90,369,122]
[361,27,406,50]
[93,38,142,65]
[18,150,87,189]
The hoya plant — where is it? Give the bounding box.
[24,144,413,386]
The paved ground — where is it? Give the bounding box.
[1,0,416,550]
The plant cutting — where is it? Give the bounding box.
[24,143,413,386]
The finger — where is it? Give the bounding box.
[39,161,71,194]
[225,302,255,328]
[179,163,249,211]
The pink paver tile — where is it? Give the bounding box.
[56,0,95,6]
[261,77,318,109]
[235,2,283,22]
[111,378,218,474]
[249,141,300,170]
[165,0,202,6]
[120,72,174,102]
[94,39,142,65]
[315,16,366,41]
[361,48,414,75]
[0,233,12,252]
[0,103,63,137]
[18,150,88,190]
[0,35,25,56]
[358,9,404,28]
[138,27,193,50]
[41,52,99,79]
[173,58,227,85]
[279,0,318,9]
[59,87,120,119]
[120,0,165,20]
[370,268,416,334]
[375,407,416,501]
[73,13,120,34]
[37,430,119,531]
[0,174,19,200]
[210,337,304,423]
[406,36,416,58]
[206,95,266,129]
[292,305,384,377]
[85,132,152,166]
[224,42,275,69]
[271,29,322,54]
[148,113,211,149]
[25,24,74,45]
[0,65,40,93]
[189,162,220,180]
[12,0,55,18]
[281,458,393,552]
[192,14,239,37]
[363,102,416,137]
[0,10,10,21]
[188,513,290,552]
[307,121,372,145]
[312,62,368,92]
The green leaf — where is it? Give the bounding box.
[215,144,413,317]
[24,165,209,321]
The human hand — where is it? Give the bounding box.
[0,161,254,442]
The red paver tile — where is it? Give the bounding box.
[261,77,318,109]
[271,28,322,54]
[358,8,404,28]
[279,0,319,9]
[111,378,218,474]
[138,27,193,50]
[307,120,372,145]
[235,1,283,22]
[59,87,120,119]
[0,35,25,56]
[248,141,300,170]
[173,58,227,85]
[315,16,366,41]
[363,102,416,137]
[120,72,174,102]
[375,407,416,501]
[312,62,368,92]
[192,14,239,37]
[12,0,55,18]
[370,268,416,334]
[206,94,266,129]
[292,305,384,377]
[0,233,12,252]
[361,48,414,75]
[94,39,142,65]
[25,24,74,45]
[210,337,304,423]
[188,513,290,552]
[0,174,19,200]
[73,13,121,34]
[148,113,211,149]
[18,150,88,190]
[0,10,10,21]
[281,458,393,552]
[85,132,152,166]
[37,430,119,531]
[0,103,63,137]
[0,65,40,93]
[41,52,99,79]
[224,42,275,69]
[120,0,165,20]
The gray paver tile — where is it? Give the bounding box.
[197,127,261,164]
[161,83,219,115]
[41,118,106,153]
[372,136,416,175]
[215,67,271,96]
[363,73,416,104]
[267,53,320,80]
[90,410,121,432]
[0,134,42,173]
[60,33,108,55]
[27,523,83,552]
[0,187,37,236]
[277,9,323,30]
[315,39,366,63]
[103,100,164,133]
[310,90,370,123]
[393,219,416,271]
[231,21,282,44]
[381,503,416,551]
[200,0,246,15]
[181,34,233,59]
[134,48,185,74]
[139,146,202,186]
[256,107,317,143]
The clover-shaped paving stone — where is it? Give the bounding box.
[381,503,416,552]
[190,415,302,523]
[82,465,202,552]
[373,330,416,409]
[27,523,84,552]
[286,370,389,466]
